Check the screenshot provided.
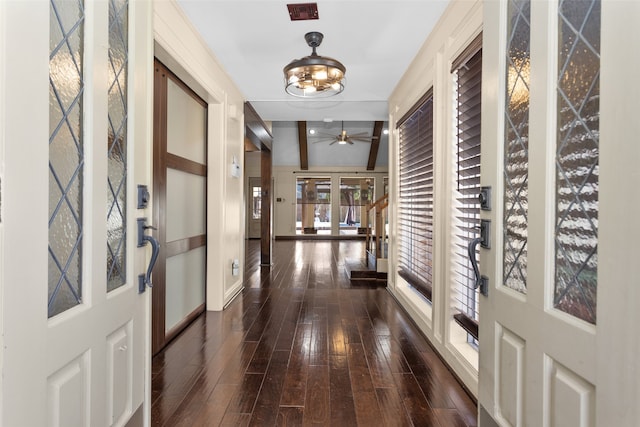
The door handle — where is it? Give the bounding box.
[468,219,490,296]
[137,217,160,293]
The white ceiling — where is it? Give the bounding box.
[176,0,450,122]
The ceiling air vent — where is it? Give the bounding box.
[287,3,319,21]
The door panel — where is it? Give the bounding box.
[106,323,133,425]
[497,326,524,426]
[153,60,207,353]
[165,246,206,332]
[1,1,152,425]
[47,354,89,427]
[480,0,636,425]
[547,359,594,427]
[166,168,206,241]
[166,78,207,164]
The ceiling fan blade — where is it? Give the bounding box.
[329,140,338,145]
[315,131,338,137]
[347,132,370,137]
[347,140,354,145]
[312,139,335,144]
[349,137,375,142]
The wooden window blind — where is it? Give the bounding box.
[452,41,482,341]
[397,90,434,301]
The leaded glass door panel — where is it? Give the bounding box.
[479,1,640,425]
[1,1,153,425]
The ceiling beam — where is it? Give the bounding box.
[297,121,309,170]
[367,121,384,170]
[244,102,273,151]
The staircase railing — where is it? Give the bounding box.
[365,194,389,270]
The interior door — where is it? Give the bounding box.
[248,177,262,239]
[1,1,152,426]
[480,1,640,425]
[152,60,207,354]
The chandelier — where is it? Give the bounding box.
[283,32,346,98]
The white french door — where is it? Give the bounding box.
[1,1,153,426]
[480,1,640,426]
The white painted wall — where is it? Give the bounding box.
[154,1,246,310]
[387,0,482,396]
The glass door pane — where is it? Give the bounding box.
[48,0,85,317]
[339,177,374,235]
[296,177,331,235]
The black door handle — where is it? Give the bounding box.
[467,220,490,296]
[137,218,160,293]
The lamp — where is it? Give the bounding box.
[284,32,346,98]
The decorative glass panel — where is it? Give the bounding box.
[554,0,600,324]
[107,0,129,292]
[503,0,530,294]
[48,0,85,317]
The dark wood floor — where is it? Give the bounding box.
[151,240,478,426]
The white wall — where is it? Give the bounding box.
[387,0,482,396]
[154,1,246,310]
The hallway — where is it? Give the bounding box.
[151,240,477,426]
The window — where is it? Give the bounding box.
[397,91,434,301]
[451,37,482,342]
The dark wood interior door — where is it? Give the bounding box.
[153,59,208,354]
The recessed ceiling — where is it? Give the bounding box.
[176,0,449,122]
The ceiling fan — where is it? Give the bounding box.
[311,121,379,145]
